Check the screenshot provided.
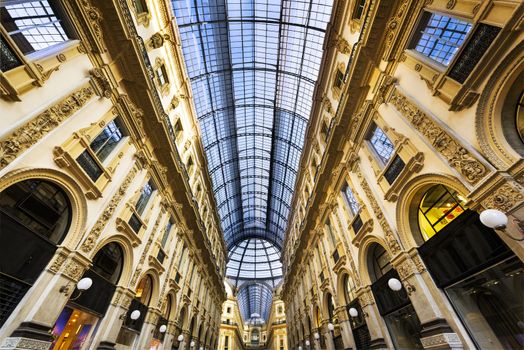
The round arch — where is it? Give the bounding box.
[321,289,336,321]
[335,267,357,307]
[476,40,524,168]
[0,167,87,249]
[92,234,135,287]
[134,269,161,307]
[395,173,469,250]
[357,235,391,286]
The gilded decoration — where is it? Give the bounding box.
[80,166,139,253]
[355,167,402,255]
[76,0,107,53]
[481,181,524,212]
[0,85,94,171]
[389,87,488,184]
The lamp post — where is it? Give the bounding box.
[59,277,93,300]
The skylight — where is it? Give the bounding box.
[171,0,334,323]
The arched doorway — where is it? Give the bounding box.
[187,316,195,350]
[415,184,524,349]
[0,179,72,326]
[368,244,423,349]
[343,273,371,349]
[116,274,154,347]
[50,242,124,349]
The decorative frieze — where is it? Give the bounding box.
[0,84,94,171]
[481,181,524,212]
[80,165,139,253]
[389,87,488,184]
[355,168,402,255]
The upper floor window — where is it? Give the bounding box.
[76,118,125,181]
[1,0,73,55]
[160,217,173,248]
[517,89,524,144]
[343,184,360,216]
[134,0,148,14]
[135,180,154,215]
[412,12,472,66]
[367,123,394,165]
[156,64,168,86]
[174,119,183,139]
[353,0,366,20]
[333,68,344,89]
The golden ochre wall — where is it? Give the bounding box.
[282,0,524,350]
[0,0,227,349]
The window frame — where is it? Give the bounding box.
[366,123,395,167]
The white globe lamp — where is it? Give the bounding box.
[77,277,93,291]
[159,324,167,333]
[130,310,141,320]
[480,209,508,229]
[388,278,403,291]
[349,307,358,317]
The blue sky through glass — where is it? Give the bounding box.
[172,0,333,322]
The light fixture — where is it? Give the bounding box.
[314,332,320,340]
[298,346,303,350]
[178,334,184,342]
[305,340,310,347]
[348,307,358,318]
[200,347,204,350]
[327,323,334,331]
[130,310,141,320]
[59,277,93,300]
[159,324,167,333]
[190,341,195,348]
[388,277,416,295]
[480,209,524,241]
[388,278,402,291]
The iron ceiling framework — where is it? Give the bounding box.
[171,0,333,322]
[237,282,274,322]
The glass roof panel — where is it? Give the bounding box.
[172,0,333,322]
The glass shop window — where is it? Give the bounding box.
[371,245,392,281]
[411,12,472,66]
[418,184,467,241]
[367,123,395,166]
[135,275,153,305]
[1,0,74,55]
[446,256,524,350]
[76,118,126,181]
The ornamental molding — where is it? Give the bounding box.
[389,87,489,184]
[0,84,94,171]
[355,167,402,256]
[475,41,524,169]
[481,181,524,212]
[80,165,139,253]
[0,337,51,350]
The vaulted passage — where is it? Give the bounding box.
[171,0,334,324]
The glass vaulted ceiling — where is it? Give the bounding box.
[172,0,333,322]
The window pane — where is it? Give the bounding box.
[2,0,71,54]
[343,184,360,216]
[136,180,154,215]
[90,119,124,162]
[414,12,472,66]
[369,125,394,164]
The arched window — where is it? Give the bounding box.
[0,179,72,327]
[326,293,336,321]
[163,295,172,319]
[370,244,392,282]
[135,275,153,306]
[418,184,467,241]
[516,89,524,143]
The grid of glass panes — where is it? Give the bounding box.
[156,65,167,86]
[236,282,273,322]
[135,180,154,215]
[90,119,124,162]
[369,125,395,165]
[172,0,334,251]
[226,238,283,287]
[343,184,360,216]
[414,13,472,66]
[2,1,70,54]
[160,218,173,248]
